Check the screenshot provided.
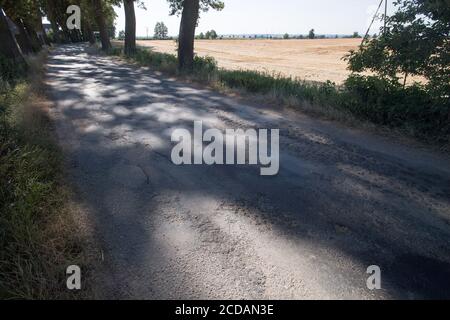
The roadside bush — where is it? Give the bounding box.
[193,55,218,81]
[109,47,219,80]
[0,55,27,85]
[109,47,178,74]
[134,48,177,71]
[342,75,449,140]
[218,69,341,106]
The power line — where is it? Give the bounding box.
[361,0,384,47]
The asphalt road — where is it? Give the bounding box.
[47,44,450,299]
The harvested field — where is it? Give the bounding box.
[134,39,362,84]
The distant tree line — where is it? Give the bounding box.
[196,29,218,39]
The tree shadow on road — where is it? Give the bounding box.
[46,44,450,299]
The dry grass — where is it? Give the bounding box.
[131,38,362,84]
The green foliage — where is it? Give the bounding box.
[283,33,289,39]
[0,55,27,88]
[154,21,169,39]
[347,0,449,96]
[203,29,218,39]
[219,70,340,105]
[167,0,224,15]
[110,46,220,79]
[219,69,449,141]
[342,75,449,139]
[134,48,178,72]
[308,29,315,39]
[204,29,218,39]
[193,55,217,80]
[0,56,19,84]
[110,46,177,73]
[1,0,40,25]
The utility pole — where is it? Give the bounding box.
[384,0,388,34]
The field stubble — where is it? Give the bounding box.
[135,39,362,84]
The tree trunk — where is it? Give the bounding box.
[85,22,96,45]
[35,8,51,45]
[46,1,60,43]
[48,18,60,43]
[123,0,136,55]
[177,0,200,71]
[55,14,71,43]
[13,19,34,55]
[23,21,42,52]
[2,5,34,54]
[0,8,26,66]
[70,29,82,43]
[92,0,111,51]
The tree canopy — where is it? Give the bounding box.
[347,0,449,94]
[167,0,224,16]
[154,21,168,39]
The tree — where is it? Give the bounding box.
[154,22,168,39]
[168,0,224,71]
[308,28,315,39]
[44,0,78,43]
[2,0,43,53]
[283,33,289,39]
[123,0,136,55]
[80,0,97,44]
[198,32,205,39]
[1,0,116,47]
[209,29,217,39]
[121,0,144,55]
[352,31,360,38]
[347,0,450,93]
[0,6,27,69]
[91,0,111,50]
[118,30,125,39]
[43,0,62,42]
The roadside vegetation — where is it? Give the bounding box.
[0,51,92,299]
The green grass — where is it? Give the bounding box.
[0,52,91,299]
[107,46,449,148]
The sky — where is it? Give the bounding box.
[114,0,397,37]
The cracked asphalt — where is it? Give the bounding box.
[47,44,450,299]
